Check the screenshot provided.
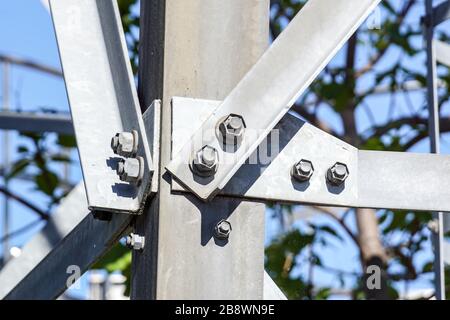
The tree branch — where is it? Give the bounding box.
[355,0,417,78]
[312,206,359,246]
[0,186,49,221]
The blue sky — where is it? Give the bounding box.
[0,0,448,299]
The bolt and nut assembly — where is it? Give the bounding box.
[291,159,314,182]
[117,156,145,185]
[217,114,246,147]
[327,162,349,186]
[126,233,145,251]
[111,130,139,157]
[214,219,232,240]
[192,145,219,177]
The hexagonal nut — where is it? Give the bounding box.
[218,114,246,146]
[126,233,145,251]
[327,162,349,186]
[111,130,139,157]
[117,156,144,185]
[291,159,314,182]
[192,146,219,177]
[214,220,232,240]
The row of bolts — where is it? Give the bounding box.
[110,115,350,250]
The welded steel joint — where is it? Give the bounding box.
[192,145,219,177]
[327,162,349,186]
[217,114,246,147]
[117,157,145,185]
[111,130,139,157]
[214,219,232,240]
[291,159,314,182]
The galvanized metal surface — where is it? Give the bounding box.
[0,184,280,300]
[50,0,153,213]
[166,0,380,201]
[425,0,445,300]
[143,100,161,194]
[5,210,131,300]
[435,39,450,68]
[430,0,450,27]
[445,242,450,265]
[357,151,450,211]
[131,0,268,299]
[172,97,450,212]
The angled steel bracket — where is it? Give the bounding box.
[166,0,381,200]
[171,97,450,212]
[50,0,157,214]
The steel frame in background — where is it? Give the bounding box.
[424,0,449,301]
[50,0,154,214]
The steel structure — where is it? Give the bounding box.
[424,0,448,300]
[0,0,449,300]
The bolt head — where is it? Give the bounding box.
[192,146,219,177]
[291,159,314,182]
[117,157,144,185]
[111,130,138,157]
[126,233,145,251]
[214,220,232,240]
[327,162,349,186]
[218,114,246,146]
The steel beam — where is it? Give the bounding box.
[0,54,62,78]
[0,105,158,299]
[166,0,380,201]
[434,39,450,68]
[172,97,450,212]
[430,0,450,27]
[131,0,268,300]
[4,211,131,300]
[425,0,445,300]
[0,111,73,135]
[0,184,129,300]
[50,0,154,213]
[0,184,86,299]
[445,242,450,265]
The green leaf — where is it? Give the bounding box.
[7,159,30,180]
[57,134,77,148]
[35,171,59,196]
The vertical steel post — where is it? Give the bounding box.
[131,0,269,299]
[2,62,10,265]
[425,0,445,300]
